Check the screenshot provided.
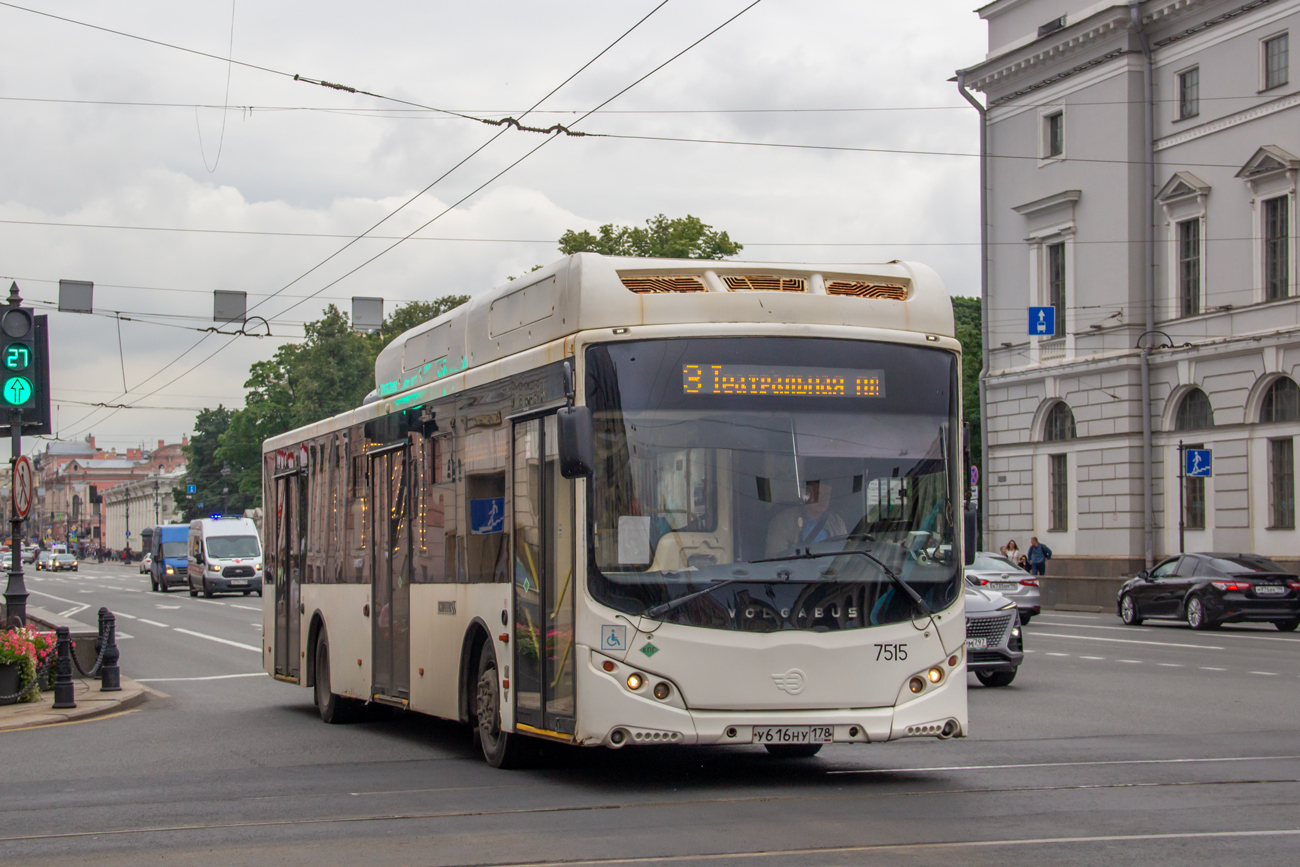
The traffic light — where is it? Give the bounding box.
[1,306,36,410]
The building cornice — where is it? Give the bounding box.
[1013,190,1083,216]
[1157,91,1300,150]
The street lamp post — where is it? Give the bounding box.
[154,477,160,526]
[124,497,130,561]
[221,462,231,516]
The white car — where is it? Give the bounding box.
[139,552,153,575]
[966,551,1041,624]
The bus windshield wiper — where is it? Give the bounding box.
[644,579,741,619]
[753,548,931,617]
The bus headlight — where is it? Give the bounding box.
[927,667,944,684]
[626,673,645,691]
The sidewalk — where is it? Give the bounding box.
[0,675,149,732]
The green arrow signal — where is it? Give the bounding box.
[3,374,33,405]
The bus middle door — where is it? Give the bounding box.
[369,445,411,701]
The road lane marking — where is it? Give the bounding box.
[138,619,169,628]
[1157,663,1182,667]
[1035,621,1300,643]
[193,599,226,606]
[828,754,1300,775]
[1046,652,1069,657]
[172,628,260,653]
[231,604,260,611]
[1250,671,1279,676]
[1032,631,1222,650]
[1116,659,1141,663]
[135,672,267,683]
[155,604,180,609]
[1201,666,1227,671]
[1080,655,1105,660]
[114,612,138,619]
[0,708,140,733]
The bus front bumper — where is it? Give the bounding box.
[570,648,967,747]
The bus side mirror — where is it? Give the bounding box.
[557,406,594,479]
[963,509,977,567]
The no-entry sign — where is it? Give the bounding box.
[12,454,33,518]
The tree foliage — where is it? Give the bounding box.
[951,295,983,487]
[172,406,240,522]
[558,214,742,259]
[177,296,468,513]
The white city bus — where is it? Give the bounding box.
[262,253,972,767]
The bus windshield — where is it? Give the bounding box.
[586,337,962,632]
[206,535,261,559]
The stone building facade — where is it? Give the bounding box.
[103,470,185,553]
[960,0,1299,573]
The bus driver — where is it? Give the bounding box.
[765,477,847,557]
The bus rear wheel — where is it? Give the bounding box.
[475,645,531,769]
[314,630,360,724]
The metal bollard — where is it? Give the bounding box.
[52,626,76,708]
[98,607,120,692]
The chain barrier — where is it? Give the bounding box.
[70,627,110,678]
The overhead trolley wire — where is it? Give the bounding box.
[51,0,687,441]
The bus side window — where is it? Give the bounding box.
[462,426,507,584]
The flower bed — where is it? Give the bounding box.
[0,626,57,703]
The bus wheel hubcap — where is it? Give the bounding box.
[477,670,499,743]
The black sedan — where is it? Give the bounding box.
[1118,552,1300,631]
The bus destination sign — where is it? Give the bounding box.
[683,364,885,397]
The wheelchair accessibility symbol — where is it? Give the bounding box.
[600,625,627,652]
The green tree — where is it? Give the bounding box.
[951,295,983,493]
[190,296,469,511]
[558,214,742,259]
[173,406,239,522]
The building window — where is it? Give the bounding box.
[1049,454,1069,531]
[1177,218,1201,315]
[1047,241,1066,335]
[1270,437,1295,529]
[1178,67,1200,119]
[1044,401,1077,441]
[1175,388,1214,430]
[1264,33,1289,90]
[1264,196,1290,301]
[1184,442,1206,530]
[1261,376,1300,422]
[1045,111,1064,158]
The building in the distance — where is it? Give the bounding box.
[32,436,188,546]
[958,0,1299,574]
[102,469,186,552]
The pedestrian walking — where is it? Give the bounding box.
[1027,536,1052,577]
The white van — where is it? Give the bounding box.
[187,516,263,597]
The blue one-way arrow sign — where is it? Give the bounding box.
[187,484,197,494]
[1029,306,1056,336]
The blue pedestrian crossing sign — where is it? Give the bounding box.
[1185,448,1212,477]
[1029,306,1056,336]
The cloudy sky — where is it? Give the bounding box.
[0,0,987,454]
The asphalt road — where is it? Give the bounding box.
[2,563,1298,866]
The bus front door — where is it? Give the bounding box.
[512,414,576,739]
[370,446,411,701]
[274,471,303,680]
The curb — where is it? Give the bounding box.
[0,676,149,732]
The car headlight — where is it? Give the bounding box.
[209,563,220,573]
[255,564,262,572]
[166,566,174,575]
[998,601,1016,610]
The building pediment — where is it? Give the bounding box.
[1157,171,1210,202]
[1235,145,1299,180]
[1013,190,1082,218]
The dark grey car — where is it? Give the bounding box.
[965,583,1023,687]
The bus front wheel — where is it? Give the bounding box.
[475,645,532,769]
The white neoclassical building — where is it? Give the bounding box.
[103,471,185,552]
[959,0,1300,574]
